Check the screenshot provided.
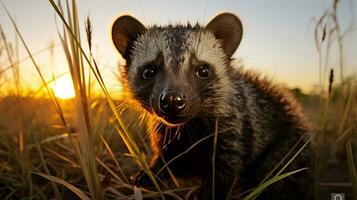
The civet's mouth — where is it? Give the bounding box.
[154,104,190,127]
[158,115,188,127]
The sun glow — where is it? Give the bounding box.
[50,75,75,99]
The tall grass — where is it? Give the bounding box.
[313,0,353,86]
[1,0,163,198]
[49,0,165,199]
[0,0,78,198]
[312,0,357,199]
[54,0,103,199]
[0,22,23,160]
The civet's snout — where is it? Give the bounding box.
[159,90,187,116]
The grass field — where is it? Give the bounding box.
[0,0,356,199]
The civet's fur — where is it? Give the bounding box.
[112,13,314,199]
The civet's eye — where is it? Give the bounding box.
[142,66,157,79]
[196,64,210,79]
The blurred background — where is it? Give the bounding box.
[0,0,356,94]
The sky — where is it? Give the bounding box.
[0,0,356,94]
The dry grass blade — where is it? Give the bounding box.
[27,133,70,149]
[211,119,219,199]
[258,133,307,185]
[99,134,129,183]
[85,17,93,100]
[243,168,308,200]
[328,69,334,96]
[96,157,123,184]
[247,130,317,199]
[0,24,20,95]
[346,138,357,199]
[157,134,214,175]
[46,148,79,168]
[0,43,61,75]
[33,134,62,200]
[33,172,91,200]
[134,186,143,200]
[275,132,316,176]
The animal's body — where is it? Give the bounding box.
[112,13,314,199]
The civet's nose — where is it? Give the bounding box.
[159,90,187,115]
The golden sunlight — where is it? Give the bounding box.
[50,75,76,99]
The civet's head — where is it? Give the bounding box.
[112,13,243,126]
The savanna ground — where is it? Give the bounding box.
[0,0,356,199]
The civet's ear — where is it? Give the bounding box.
[112,15,146,60]
[206,13,243,57]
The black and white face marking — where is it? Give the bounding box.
[112,13,243,126]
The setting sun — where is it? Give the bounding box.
[50,75,76,99]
